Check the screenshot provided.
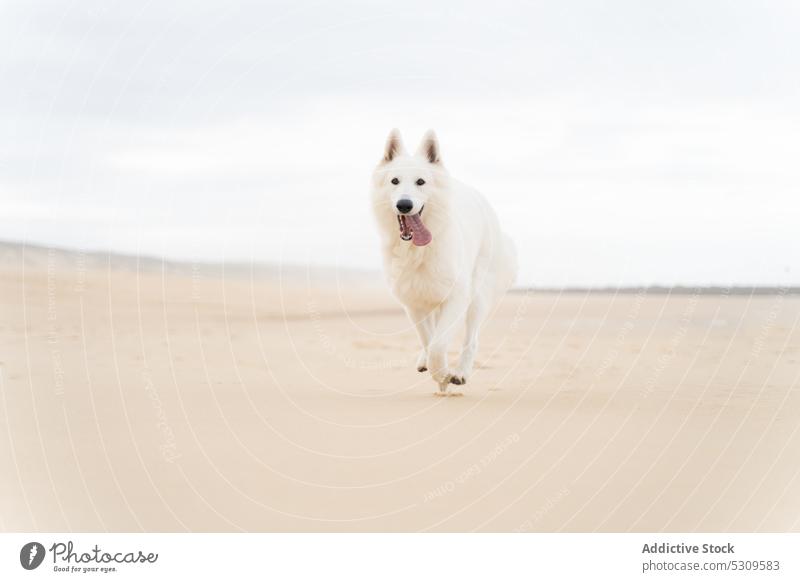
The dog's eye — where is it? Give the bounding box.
[416,178,425,186]
[391,177,400,185]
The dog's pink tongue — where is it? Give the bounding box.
[408,214,432,246]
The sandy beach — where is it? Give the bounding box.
[1,243,798,532]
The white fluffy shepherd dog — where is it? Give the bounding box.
[371,129,518,393]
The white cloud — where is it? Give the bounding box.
[1,1,799,286]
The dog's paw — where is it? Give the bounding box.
[416,351,428,373]
[431,372,453,395]
[449,375,466,385]
[430,370,453,386]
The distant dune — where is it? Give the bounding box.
[0,240,385,283]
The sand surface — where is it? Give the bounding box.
[1,245,799,532]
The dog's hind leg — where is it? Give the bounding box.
[453,296,488,385]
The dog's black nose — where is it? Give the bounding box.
[396,199,413,214]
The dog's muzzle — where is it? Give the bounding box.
[396,205,431,246]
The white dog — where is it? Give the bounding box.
[371,129,517,393]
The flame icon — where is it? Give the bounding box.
[19,542,46,570]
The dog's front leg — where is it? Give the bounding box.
[427,293,469,392]
[405,306,435,372]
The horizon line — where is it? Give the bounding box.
[1,239,797,294]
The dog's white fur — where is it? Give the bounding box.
[371,129,517,392]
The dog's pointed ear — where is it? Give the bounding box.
[417,129,441,164]
[383,128,406,163]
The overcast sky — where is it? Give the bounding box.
[1,0,799,286]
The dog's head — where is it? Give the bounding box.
[371,129,448,247]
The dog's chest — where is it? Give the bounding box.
[386,243,454,305]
